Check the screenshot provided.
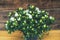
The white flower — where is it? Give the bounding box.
[40,19,43,23]
[46,12,49,15]
[15,12,18,17]
[19,7,23,10]
[24,20,26,23]
[36,7,39,11]
[31,5,34,8]
[5,24,7,27]
[10,17,15,21]
[17,17,21,21]
[26,13,32,19]
[35,21,38,23]
[29,11,32,13]
[5,24,8,29]
[43,24,46,28]
[45,15,48,18]
[23,11,26,14]
[8,12,11,16]
[38,10,41,14]
[50,16,54,20]
[11,26,14,28]
[49,16,53,19]
[36,7,41,14]
[42,10,45,13]
[25,10,29,13]
[36,15,38,17]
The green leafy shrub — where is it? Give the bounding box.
[5,5,55,38]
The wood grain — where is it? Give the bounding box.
[0,30,60,40]
[0,0,60,10]
[0,30,24,40]
[43,30,60,40]
[0,0,60,30]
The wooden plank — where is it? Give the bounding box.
[0,30,60,40]
[43,30,60,40]
[0,23,5,30]
[0,0,60,10]
[0,30,24,40]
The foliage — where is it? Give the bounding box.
[5,5,55,38]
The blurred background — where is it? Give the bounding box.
[0,0,60,40]
[0,0,60,30]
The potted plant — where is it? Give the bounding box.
[5,5,55,40]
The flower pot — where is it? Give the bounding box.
[25,35,38,40]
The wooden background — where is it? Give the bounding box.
[0,0,60,40]
[0,0,60,30]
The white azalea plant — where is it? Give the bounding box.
[5,5,55,39]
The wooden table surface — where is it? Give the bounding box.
[0,30,60,40]
[43,30,60,40]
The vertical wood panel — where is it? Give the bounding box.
[0,0,60,30]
